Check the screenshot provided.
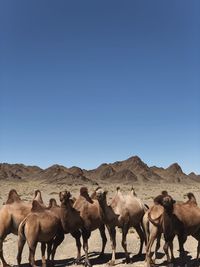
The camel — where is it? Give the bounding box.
[145,191,200,267]
[0,189,44,267]
[95,187,146,265]
[17,200,63,267]
[145,194,182,267]
[173,193,200,259]
[69,187,107,267]
[143,190,170,263]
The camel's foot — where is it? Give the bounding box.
[3,264,12,267]
[135,251,143,257]
[107,260,115,266]
[125,256,131,264]
[46,261,54,267]
[84,260,92,267]
[73,258,82,265]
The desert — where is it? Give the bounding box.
[0,156,200,267]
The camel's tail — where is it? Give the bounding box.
[147,211,162,228]
[18,216,28,240]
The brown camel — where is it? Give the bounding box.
[145,194,179,267]
[95,187,146,265]
[71,187,107,267]
[17,200,63,267]
[0,189,44,267]
[145,192,200,267]
[173,193,200,259]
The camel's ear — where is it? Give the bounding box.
[173,199,176,204]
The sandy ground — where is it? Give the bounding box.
[0,180,200,267]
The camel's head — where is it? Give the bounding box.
[80,187,89,196]
[161,195,175,211]
[59,191,72,204]
[161,190,168,196]
[95,187,108,204]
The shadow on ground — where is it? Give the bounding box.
[14,252,200,267]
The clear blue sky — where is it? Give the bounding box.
[0,1,199,174]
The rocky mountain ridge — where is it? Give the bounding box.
[0,156,199,184]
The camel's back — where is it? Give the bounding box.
[0,202,31,234]
[174,203,200,230]
[74,197,103,230]
[124,195,145,225]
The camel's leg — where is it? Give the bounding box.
[154,231,161,260]
[47,242,53,261]
[41,242,46,267]
[135,224,145,256]
[142,214,148,246]
[99,224,107,256]
[177,233,186,258]
[71,230,82,264]
[51,232,65,261]
[82,229,91,267]
[169,241,175,262]
[163,241,170,263]
[197,240,200,259]
[28,242,38,267]
[121,224,130,263]
[0,235,10,267]
[145,224,158,267]
[17,236,26,266]
[107,225,116,266]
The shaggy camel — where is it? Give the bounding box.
[0,189,44,267]
[17,200,63,267]
[66,187,107,267]
[95,187,146,265]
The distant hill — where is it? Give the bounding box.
[0,156,199,184]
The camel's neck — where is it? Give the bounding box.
[80,193,93,203]
[61,201,73,212]
[98,200,112,220]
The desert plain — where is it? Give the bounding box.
[0,157,200,267]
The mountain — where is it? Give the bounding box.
[0,163,42,180]
[0,156,199,184]
[0,163,96,185]
[85,156,163,183]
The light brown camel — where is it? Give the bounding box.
[95,187,146,265]
[145,192,200,267]
[142,190,170,264]
[145,195,182,267]
[71,187,107,267]
[0,189,44,267]
[17,200,63,267]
